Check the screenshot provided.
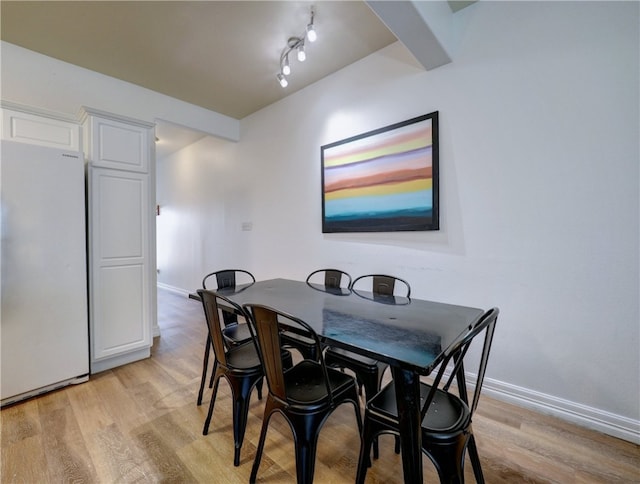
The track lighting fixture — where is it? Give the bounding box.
[276,6,317,88]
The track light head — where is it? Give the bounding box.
[276,73,288,88]
[282,54,291,76]
[306,24,317,43]
[307,6,316,42]
[306,6,317,43]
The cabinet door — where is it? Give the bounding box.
[2,106,80,150]
[89,167,151,371]
[87,115,151,173]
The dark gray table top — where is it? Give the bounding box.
[215,278,484,375]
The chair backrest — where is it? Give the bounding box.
[350,274,411,298]
[306,269,352,289]
[202,269,255,290]
[197,289,248,367]
[202,270,255,326]
[244,304,334,405]
[420,307,499,420]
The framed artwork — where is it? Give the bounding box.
[321,112,439,233]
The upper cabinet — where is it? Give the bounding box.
[1,101,81,150]
[80,106,153,173]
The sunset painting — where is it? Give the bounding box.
[321,112,439,233]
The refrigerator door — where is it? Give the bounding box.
[1,140,89,404]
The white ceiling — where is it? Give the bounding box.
[1,0,475,157]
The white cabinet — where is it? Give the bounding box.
[81,107,157,373]
[1,101,80,150]
[82,109,151,172]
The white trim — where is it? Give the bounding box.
[1,100,79,124]
[157,282,191,298]
[78,106,155,129]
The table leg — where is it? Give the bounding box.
[391,366,423,483]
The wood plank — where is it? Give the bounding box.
[37,390,98,482]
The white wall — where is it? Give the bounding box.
[159,1,639,441]
[156,135,246,290]
[4,1,638,442]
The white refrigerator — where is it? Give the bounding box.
[1,139,89,406]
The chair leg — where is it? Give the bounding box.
[197,334,212,405]
[297,344,318,361]
[290,412,325,484]
[361,369,383,458]
[360,364,400,458]
[424,438,467,484]
[256,377,263,400]
[229,373,262,467]
[467,434,485,484]
[355,415,376,484]
[351,394,364,436]
[282,350,294,370]
[250,398,277,484]
[308,345,318,361]
[208,365,216,388]
[202,368,222,435]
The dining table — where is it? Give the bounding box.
[205,277,485,483]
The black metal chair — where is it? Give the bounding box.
[324,274,411,401]
[355,307,499,484]
[196,289,264,467]
[306,268,353,290]
[197,269,255,405]
[244,303,363,484]
[280,269,352,360]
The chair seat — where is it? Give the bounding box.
[368,381,471,434]
[284,360,357,408]
[225,341,262,370]
[222,322,252,345]
[226,341,292,371]
[325,346,380,368]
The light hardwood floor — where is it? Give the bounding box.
[2,288,638,483]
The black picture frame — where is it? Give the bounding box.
[321,112,439,233]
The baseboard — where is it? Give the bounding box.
[157,282,190,297]
[91,347,151,374]
[154,283,190,337]
[482,377,640,444]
